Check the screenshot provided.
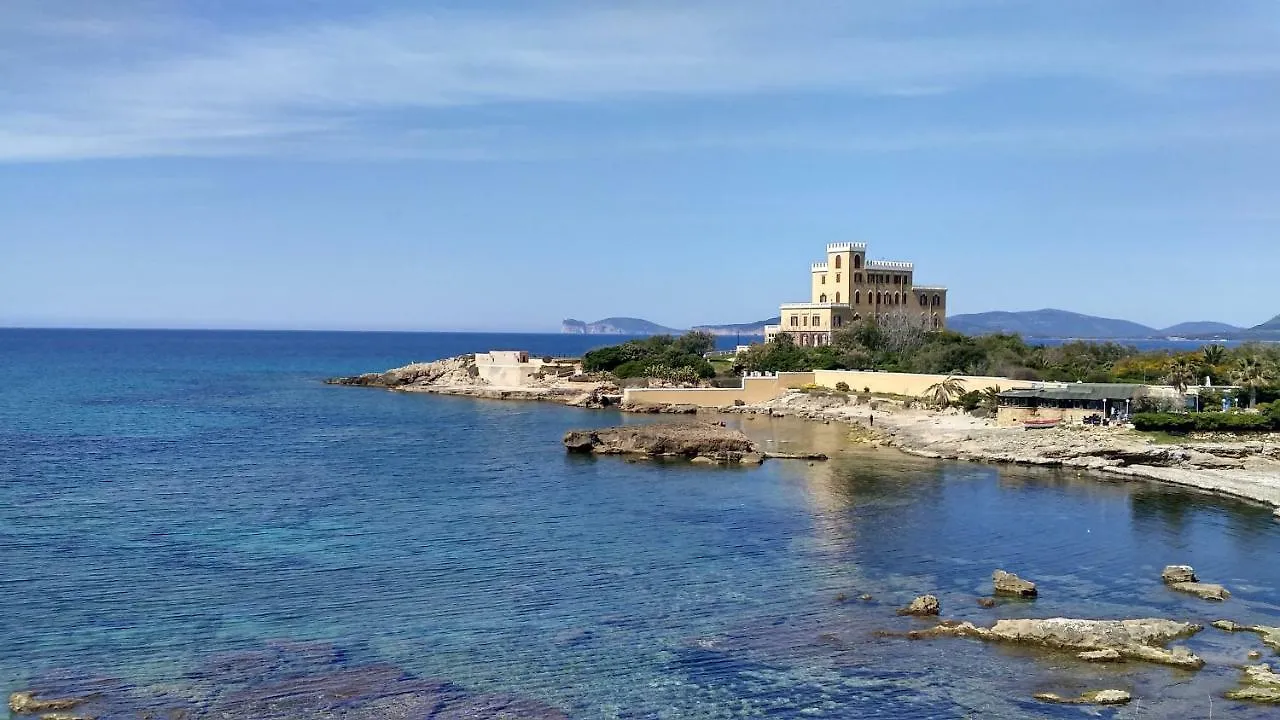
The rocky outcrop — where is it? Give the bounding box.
[8,692,86,714]
[992,570,1037,598]
[619,402,700,414]
[897,595,940,616]
[327,356,479,388]
[1213,620,1280,652]
[1169,581,1230,601]
[1033,689,1131,705]
[1161,565,1229,600]
[1162,565,1197,584]
[1226,664,1280,704]
[563,423,763,465]
[920,618,1204,669]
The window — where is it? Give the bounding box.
[855,290,861,304]
[855,273,862,283]
[821,275,826,284]
[834,292,841,303]
[803,315,809,326]
[834,256,842,269]
[894,292,900,305]
[819,294,827,302]
[812,315,821,326]
[790,315,799,327]
[835,273,841,282]
[933,294,941,306]
[854,255,862,269]
[834,316,843,327]
[919,294,927,307]
[875,292,881,304]
[893,275,900,285]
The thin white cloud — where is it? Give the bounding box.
[0,0,1277,161]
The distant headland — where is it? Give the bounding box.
[563,308,1280,341]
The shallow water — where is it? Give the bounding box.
[2,329,1279,718]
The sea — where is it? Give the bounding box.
[2,328,1279,718]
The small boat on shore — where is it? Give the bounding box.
[1023,419,1060,430]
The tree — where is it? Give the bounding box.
[923,376,966,409]
[1232,355,1276,409]
[981,386,1002,414]
[1201,344,1226,367]
[1163,356,1198,394]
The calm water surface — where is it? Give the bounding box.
[2,329,1279,718]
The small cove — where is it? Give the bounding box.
[2,329,1279,718]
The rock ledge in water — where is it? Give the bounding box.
[920,617,1204,669]
[8,692,86,714]
[1226,664,1280,704]
[1213,620,1280,652]
[1161,565,1197,584]
[563,423,762,465]
[897,595,940,616]
[992,569,1038,597]
[1034,689,1131,705]
[1169,581,1230,601]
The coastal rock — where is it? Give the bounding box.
[562,423,760,464]
[1161,565,1198,584]
[1168,581,1230,601]
[326,356,478,389]
[1226,665,1280,704]
[920,618,1204,669]
[992,569,1038,598]
[897,595,940,616]
[1033,689,1131,705]
[8,692,86,714]
[1077,649,1124,662]
[619,402,699,414]
[1213,620,1280,651]
[977,598,996,608]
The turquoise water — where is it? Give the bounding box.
[2,329,1280,718]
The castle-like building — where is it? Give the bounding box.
[764,242,948,346]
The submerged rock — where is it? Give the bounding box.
[897,595,940,616]
[920,617,1204,669]
[562,423,762,465]
[1168,581,1230,601]
[1161,565,1198,584]
[1225,664,1280,704]
[977,598,997,609]
[992,569,1038,598]
[1034,689,1131,705]
[1213,620,1280,652]
[8,692,86,714]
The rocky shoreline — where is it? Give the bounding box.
[327,356,1280,517]
[714,390,1280,517]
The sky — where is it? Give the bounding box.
[1,0,1277,332]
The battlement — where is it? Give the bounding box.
[811,262,828,272]
[913,285,947,291]
[867,260,914,271]
[826,242,867,253]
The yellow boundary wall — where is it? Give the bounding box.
[623,369,1038,408]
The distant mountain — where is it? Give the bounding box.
[561,316,776,336]
[561,317,681,335]
[1160,321,1242,337]
[1254,314,1280,331]
[947,309,1157,339]
[693,317,778,337]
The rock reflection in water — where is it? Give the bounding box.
[11,640,567,719]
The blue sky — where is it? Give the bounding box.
[1,0,1277,331]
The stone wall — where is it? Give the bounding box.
[812,370,1035,397]
[621,372,815,407]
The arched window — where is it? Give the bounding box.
[834,256,842,269]
[821,275,826,285]
[893,292,899,305]
[855,291,861,304]
[932,314,940,329]
[932,294,941,306]
[835,292,841,303]
[854,255,863,269]
[819,294,827,303]
[834,316,843,327]
[855,273,862,283]
[919,294,927,307]
[875,292,881,304]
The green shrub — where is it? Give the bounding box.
[834,381,850,392]
[956,390,983,412]
[1132,413,1196,432]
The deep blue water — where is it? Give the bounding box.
[3,329,1280,718]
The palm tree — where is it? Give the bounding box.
[1231,355,1275,409]
[981,386,1002,414]
[1163,357,1198,394]
[924,376,966,409]
[1202,344,1226,367]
